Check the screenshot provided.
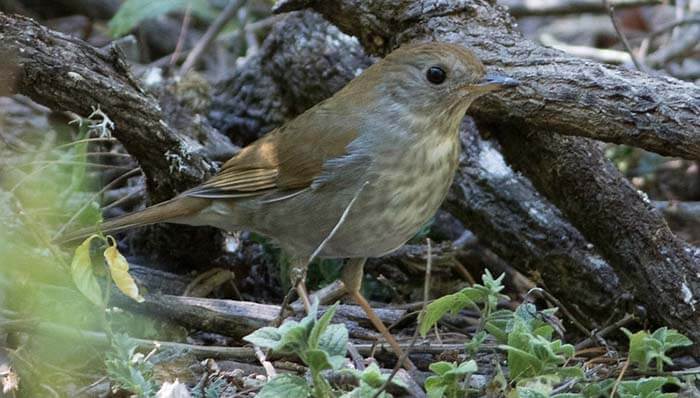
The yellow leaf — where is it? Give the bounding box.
[104,237,144,303]
[70,235,104,307]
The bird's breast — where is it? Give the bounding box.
[338,133,460,256]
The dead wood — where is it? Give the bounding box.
[111,292,407,340]
[277,0,700,161]
[0,13,215,202]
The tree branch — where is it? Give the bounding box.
[0,13,215,202]
[277,0,700,161]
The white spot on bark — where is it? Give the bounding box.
[479,144,511,178]
[223,234,240,253]
[637,189,651,204]
[681,282,697,312]
[67,71,83,81]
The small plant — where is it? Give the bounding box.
[418,269,508,336]
[244,300,348,398]
[105,333,158,397]
[424,360,477,398]
[340,363,398,398]
[622,327,692,372]
[500,305,583,382]
[615,376,681,398]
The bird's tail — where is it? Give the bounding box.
[55,196,209,244]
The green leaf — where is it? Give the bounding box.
[501,345,542,380]
[623,327,652,370]
[451,360,477,375]
[465,330,488,357]
[428,361,454,376]
[108,0,215,37]
[622,327,691,372]
[70,235,104,307]
[419,291,475,336]
[359,363,386,388]
[278,322,309,354]
[554,366,585,380]
[243,326,283,350]
[662,329,692,350]
[485,320,510,343]
[306,349,335,372]
[309,302,338,349]
[425,375,447,398]
[318,323,348,357]
[257,374,311,398]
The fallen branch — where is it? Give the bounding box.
[111,292,407,339]
[500,0,663,17]
[0,13,219,202]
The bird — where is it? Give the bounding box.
[58,42,518,369]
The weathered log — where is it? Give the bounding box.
[111,293,407,340]
[276,0,700,161]
[446,123,625,320]
[0,13,214,201]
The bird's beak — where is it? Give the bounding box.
[478,72,519,91]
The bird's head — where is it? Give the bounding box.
[362,42,518,122]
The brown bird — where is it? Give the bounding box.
[59,42,517,367]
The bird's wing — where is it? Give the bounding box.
[184,108,360,199]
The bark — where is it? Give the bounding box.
[280,0,700,342]
[0,12,241,268]
[446,122,625,320]
[495,127,700,342]
[111,293,406,340]
[500,0,663,17]
[209,11,626,326]
[0,13,216,202]
[276,0,700,161]
[210,11,372,145]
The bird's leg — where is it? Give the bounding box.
[289,257,311,313]
[341,258,415,370]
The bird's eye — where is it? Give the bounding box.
[426,66,447,85]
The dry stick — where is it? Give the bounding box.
[602,0,646,71]
[527,287,591,337]
[253,345,277,380]
[179,0,248,76]
[347,342,366,371]
[610,359,630,398]
[503,0,663,17]
[170,3,192,66]
[575,313,636,350]
[150,14,283,68]
[370,238,433,398]
[101,186,144,211]
[640,17,700,59]
[2,309,470,361]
